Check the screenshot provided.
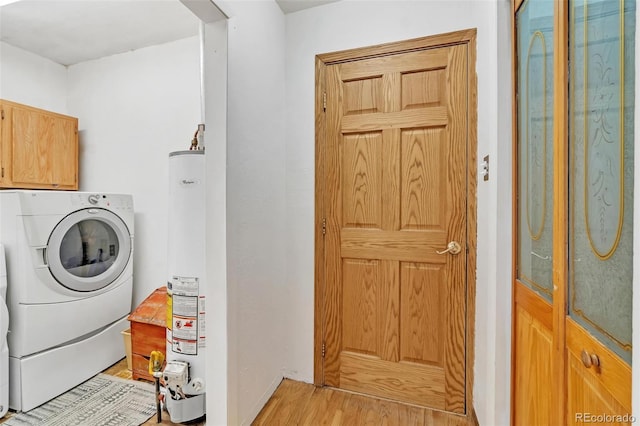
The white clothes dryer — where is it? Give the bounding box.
[0,191,134,411]
[0,245,9,419]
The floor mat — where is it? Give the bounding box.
[3,373,155,426]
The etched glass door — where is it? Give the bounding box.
[517,0,555,302]
[565,0,634,422]
[513,0,635,423]
[568,0,635,365]
[512,1,556,424]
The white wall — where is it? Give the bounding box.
[493,1,513,425]
[203,18,229,426]
[215,1,288,424]
[66,36,201,306]
[0,41,68,113]
[283,1,508,424]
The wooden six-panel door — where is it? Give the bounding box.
[316,31,476,415]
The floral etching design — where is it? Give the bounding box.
[585,20,623,258]
[526,31,547,242]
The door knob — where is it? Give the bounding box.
[436,241,462,255]
[581,349,600,369]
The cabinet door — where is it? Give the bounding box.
[1,101,78,189]
[49,114,78,187]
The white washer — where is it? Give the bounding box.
[0,191,134,411]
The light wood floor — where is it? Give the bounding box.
[253,379,473,426]
[3,360,474,425]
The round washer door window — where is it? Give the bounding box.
[47,208,132,292]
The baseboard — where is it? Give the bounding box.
[471,406,480,426]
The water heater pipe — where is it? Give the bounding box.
[199,20,205,127]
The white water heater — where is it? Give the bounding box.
[165,150,206,422]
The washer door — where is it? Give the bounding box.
[47,208,132,292]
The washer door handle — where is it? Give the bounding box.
[37,247,48,267]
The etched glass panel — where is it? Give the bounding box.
[516,0,555,302]
[569,0,635,363]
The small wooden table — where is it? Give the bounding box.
[128,287,167,382]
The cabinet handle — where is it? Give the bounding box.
[581,349,600,369]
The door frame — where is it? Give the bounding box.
[314,28,478,413]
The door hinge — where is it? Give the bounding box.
[323,92,327,112]
[1,110,4,120]
[1,168,3,178]
[322,218,326,236]
[322,342,326,358]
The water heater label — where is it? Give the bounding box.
[199,296,206,349]
[173,315,197,340]
[172,276,199,296]
[170,276,200,355]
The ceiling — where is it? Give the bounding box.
[276,0,337,14]
[0,0,338,66]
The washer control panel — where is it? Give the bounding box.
[69,193,133,212]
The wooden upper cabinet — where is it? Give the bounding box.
[0,99,78,190]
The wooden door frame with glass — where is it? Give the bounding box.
[314,29,478,420]
[511,0,634,425]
